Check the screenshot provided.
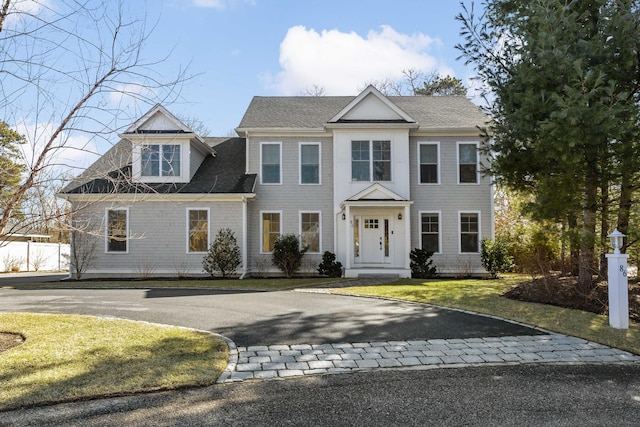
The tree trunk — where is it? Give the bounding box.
[599,174,609,278]
[568,214,580,276]
[617,169,633,252]
[578,163,598,289]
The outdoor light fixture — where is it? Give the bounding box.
[342,213,346,220]
[398,212,402,220]
[608,229,625,254]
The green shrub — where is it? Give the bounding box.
[202,228,241,278]
[409,248,437,278]
[272,234,308,278]
[480,238,514,279]
[318,251,343,278]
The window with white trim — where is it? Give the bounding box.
[187,209,209,253]
[141,144,181,177]
[261,142,281,184]
[458,142,478,184]
[262,212,281,252]
[460,212,480,253]
[351,140,391,182]
[106,208,128,253]
[419,143,439,184]
[300,143,320,184]
[300,212,320,253]
[421,212,440,253]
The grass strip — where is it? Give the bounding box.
[0,313,228,411]
[7,277,349,291]
[332,276,640,355]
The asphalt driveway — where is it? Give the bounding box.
[0,287,544,346]
[4,364,640,426]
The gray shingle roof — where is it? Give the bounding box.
[61,138,256,195]
[237,95,488,130]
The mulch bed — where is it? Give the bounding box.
[0,332,24,353]
[503,275,640,323]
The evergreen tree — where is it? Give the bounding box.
[0,122,26,217]
[457,0,640,287]
[414,75,467,96]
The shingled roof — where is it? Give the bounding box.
[237,95,488,130]
[61,137,256,196]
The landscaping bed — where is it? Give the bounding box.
[503,275,640,323]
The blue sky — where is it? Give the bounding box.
[148,0,478,136]
[7,0,480,171]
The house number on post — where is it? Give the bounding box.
[606,229,629,329]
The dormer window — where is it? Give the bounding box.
[124,104,215,185]
[141,144,181,177]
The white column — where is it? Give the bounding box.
[344,206,351,270]
[605,253,629,329]
[404,206,411,271]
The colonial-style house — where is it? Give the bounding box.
[60,85,492,278]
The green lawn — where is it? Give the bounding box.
[7,277,350,291]
[0,313,228,411]
[331,276,640,355]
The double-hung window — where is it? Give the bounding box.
[187,209,209,253]
[106,208,128,253]
[460,212,480,253]
[419,143,439,184]
[351,140,391,182]
[141,144,181,177]
[458,142,478,184]
[300,143,320,184]
[262,212,281,253]
[300,212,320,253]
[261,142,281,184]
[421,212,440,253]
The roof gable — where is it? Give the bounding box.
[329,85,415,124]
[124,104,193,134]
[348,183,407,201]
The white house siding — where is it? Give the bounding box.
[409,136,492,276]
[246,135,334,274]
[71,199,244,278]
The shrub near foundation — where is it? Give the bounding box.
[272,234,307,278]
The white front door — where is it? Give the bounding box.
[359,217,389,264]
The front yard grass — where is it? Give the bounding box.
[0,313,228,411]
[7,277,349,291]
[331,275,640,355]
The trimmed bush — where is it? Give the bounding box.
[481,238,514,279]
[272,234,308,278]
[410,248,437,278]
[202,228,241,278]
[318,251,343,278]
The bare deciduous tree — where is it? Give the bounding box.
[69,230,97,280]
[0,0,191,241]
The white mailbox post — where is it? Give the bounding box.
[605,229,629,329]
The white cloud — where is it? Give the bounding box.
[9,0,51,15]
[15,121,100,177]
[192,0,255,9]
[266,25,453,95]
[109,83,158,110]
[4,0,53,28]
